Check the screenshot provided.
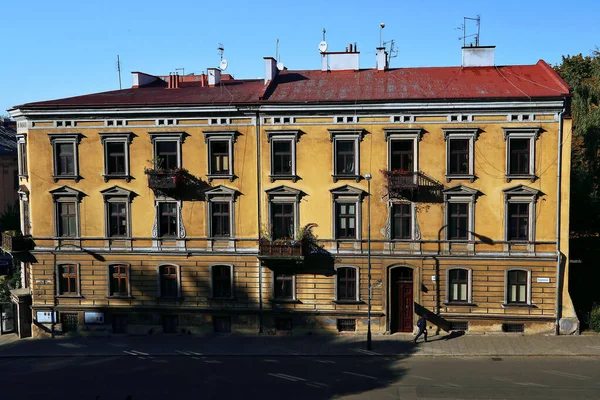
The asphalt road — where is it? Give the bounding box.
[1,355,600,399]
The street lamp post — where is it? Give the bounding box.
[365,173,372,351]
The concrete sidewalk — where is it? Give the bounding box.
[2,332,600,357]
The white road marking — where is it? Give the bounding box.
[445,383,462,387]
[192,357,203,360]
[58,343,85,348]
[131,350,149,356]
[342,371,377,380]
[268,373,304,382]
[315,360,335,364]
[305,383,322,388]
[204,360,222,364]
[409,375,433,381]
[544,370,591,380]
[189,351,203,356]
[492,377,513,383]
[515,382,547,387]
[352,348,382,355]
[175,350,190,355]
[123,351,137,356]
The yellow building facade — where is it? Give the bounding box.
[6,46,578,337]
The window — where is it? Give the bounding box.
[336,267,358,301]
[149,132,184,170]
[50,186,83,238]
[331,185,365,241]
[158,202,178,237]
[265,186,301,240]
[159,264,180,298]
[205,186,237,240]
[100,133,132,182]
[272,203,294,240]
[449,139,469,174]
[503,185,539,242]
[273,272,295,300]
[58,264,79,295]
[330,129,365,182]
[390,140,413,171]
[272,141,292,175]
[21,198,30,236]
[267,129,301,182]
[443,128,478,181]
[392,203,412,239]
[17,136,27,178]
[211,265,233,299]
[49,134,81,182]
[442,185,478,242]
[109,264,129,297]
[503,128,540,181]
[203,130,237,181]
[448,269,469,302]
[507,270,529,304]
[101,186,133,238]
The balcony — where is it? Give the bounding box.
[382,170,444,201]
[145,170,183,190]
[1,232,33,253]
[258,238,304,261]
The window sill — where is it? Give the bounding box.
[269,174,299,183]
[207,174,235,182]
[107,296,134,299]
[333,300,364,305]
[444,302,477,307]
[102,174,132,183]
[56,295,83,298]
[445,174,475,183]
[270,299,301,304]
[505,174,536,183]
[501,303,537,309]
[52,175,81,183]
[332,174,360,183]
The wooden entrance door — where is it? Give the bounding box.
[391,267,414,333]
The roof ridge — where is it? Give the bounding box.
[536,60,571,94]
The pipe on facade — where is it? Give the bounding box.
[555,110,564,336]
[255,111,263,334]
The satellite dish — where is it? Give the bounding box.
[276,62,284,71]
[219,59,228,71]
[318,41,328,53]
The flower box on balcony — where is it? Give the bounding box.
[258,238,304,260]
[1,231,33,253]
[145,169,183,190]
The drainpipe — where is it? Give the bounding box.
[555,110,564,336]
[255,111,263,334]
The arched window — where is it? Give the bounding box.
[336,267,359,301]
[447,268,470,303]
[506,269,530,304]
[108,264,130,297]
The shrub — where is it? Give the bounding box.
[590,304,600,332]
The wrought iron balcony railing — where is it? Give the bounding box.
[382,170,444,200]
[1,232,33,253]
[258,238,303,259]
[145,170,183,190]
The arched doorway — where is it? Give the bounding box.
[390,267,413,333]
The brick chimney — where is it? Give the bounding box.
[167,73,180,89]
[208,68,221,86]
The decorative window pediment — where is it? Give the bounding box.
[202,130,239,143]
[330,184,367,200]
[148,131,186,143]
[49,186,85,201]
[265,185,304,201]
[100,185,135,201]
[328,128,366,143]
[503,184,540,199]
[383,128,424,142]
[442,185,481,201]
[204,185,239,201]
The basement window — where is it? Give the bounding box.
[213,316,231,333]
[275,318,293,331]
[449,321,468,331]
[337,318,356,332]
[502,323,524,333]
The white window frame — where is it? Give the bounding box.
[157,263,182,299]
[442,185,479,242]
[503,127,541,182]
[50,186,84,238]
[334,266,360,302]
[149,132,184,169]
[329,129,365,182]
[203,130,237,182]
[503,268,532,306]
[265,186,302,240]
[205,186,237,239]
[152,198,185,238]
[384,128,423,173]
[272,271,296,301]
[99,133,133,182]
[443,128,479,182]
[209,264,235,300]
[445,268,473,304]
[49,133,82,182]
[100,186,134,238]
[266,130,300,182]
[106,263,132,298]
[388,200,417,240]
[503,185,539,243]
[16,134,28,178]
[331,185,366,241]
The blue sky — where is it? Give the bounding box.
[2,0,599,114]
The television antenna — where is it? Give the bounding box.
[456,15,481,47]
[217,43,225,60]
[175,67,185,76]
[379,22,385,47]
[383,39,398,67]
[116,55,122,90]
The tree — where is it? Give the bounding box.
[554,49,600,236]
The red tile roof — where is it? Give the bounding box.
[13,60,570,110]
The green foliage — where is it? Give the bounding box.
[554,49,600,235]
[0,265,20,302]
[0,204,20,234]
[590,304,600,332]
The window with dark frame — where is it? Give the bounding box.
[509,138,530,175]
[271,203,294,240]
[390,140,413,171]
[448,203,468,240]
[56,142,75,175]
[274,272,294,300]
[507,270,528,304]
[106,142,126,175]
[59,264,78,295]
[158,202,177,237]
[212,265,232,299]
[272,140,292,175]
[336,203,356,239]
[156,141,178,170]
[210,141,230,174]
[18,141,27,176]
[335,140,355,175]
[448,139,469,175]
[211,202,230,237]
[337,267,357,301]
[392,203,412,239]
[108,202,128,237]
[58,202,77,237]
[109,265,129,297]
[508,203,529,241]
[22,199,30,236]
[449,269,468,302]
[160,265,179,298]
